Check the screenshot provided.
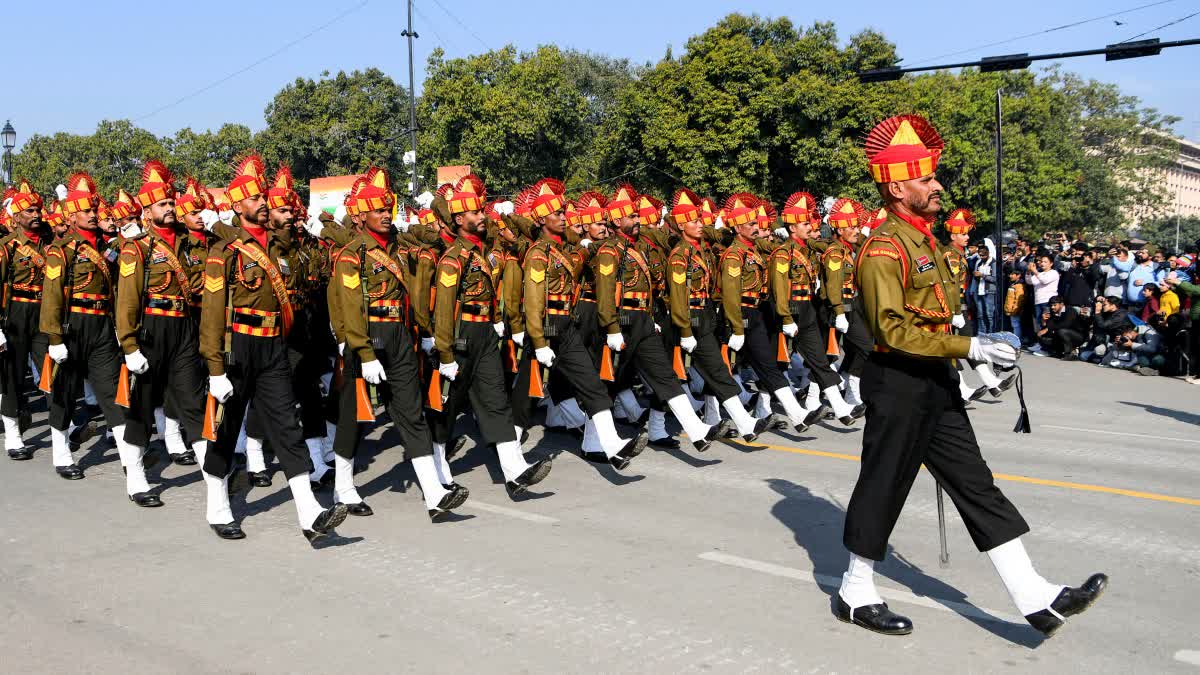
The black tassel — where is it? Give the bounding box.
[1011,367,1031,433]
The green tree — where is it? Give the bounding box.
[1135,215,1200,252]
[258,68,411,199]
[165,123,257,187]
[11,120,167,198]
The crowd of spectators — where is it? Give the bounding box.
[961,233,1200,383]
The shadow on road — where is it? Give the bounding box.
[765,478,1043,648]
[1118,400,1200,426]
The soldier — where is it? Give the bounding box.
[666,188,766,441]
[512,178,646,469]
[820,198,872,413]
[0,179,51,459]
[942,208,1015,400]
[718,194,815,433]
[113,160,208,479]
[834,114,1105,637]
[594,185,718,452]
[769,191,859,423]
[39,172,158,502]
[198,154,347,542]
[45,200,68,240]
[331,166,469,519]
[433,174,551,496]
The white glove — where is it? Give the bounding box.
[607,332,625,352]
[535,346,556,367]
[728,333,745,352]
[834,314,850,334]
[968,336,1018,369]
[580,238,593,249]
[415,191,435,209]
[951,313,966,329]
[2,197,12,216]
[861,226,872,238]
[714,214,725,229]
[120,221,142,238]
[439,360,459,381]
[49,343,69,363]
[338,341,346,356]
[680,335,697,353]
[654,322,662,334]
[208,374,234,403]
[493,322,506,338]
[332,204,347,223]
[199,209,219,231]
[773,227,788,240]
[782,322,798,337]
[319,372,333,397]
[494,200,514,215]
[394,218,410,233]
[125,350,150,375]
[0,329,6,350]
[217,209,234,225]
[361,358,387,385]
[303,215,324,239]
[421,337,435,354]
[512,332,525,347]
[55,184,68,201]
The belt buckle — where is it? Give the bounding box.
[388,305,401,318]
[261,314,276,328]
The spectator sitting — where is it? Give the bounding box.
[1082,295,1132,362]
[1026,253,1060,337]
[1098,323,1163,376]
[1036,295,1087,360]
[1004,265,1027,346]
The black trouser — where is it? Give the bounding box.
[1038,328,1084,357]
[0,301,48,417]
[575,299,602,369]
[737,305,790,394]
[512,316,613,429]
[843,352,1030,560]
[686,330,741,402]
[610,310,684,407]
[832,300,873,377]
[334,321,432,460]
[205,333,312,480]
[787,300,840,391]
[431,321,517,446]
[246,307,329,442]
[1189,320,1200,376]
[122,315,206,447]
[48,313,124,432]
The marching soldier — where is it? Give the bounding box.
[0,179,51,459]
[820,198,872,411]
[114,161,208,478]
[769,191,859,423]
[512,178,646,469]
[198,154,347,542]
[942,208,1014,399]
[46,200,68,240]
[835,114,1106,637]
[331,166,469,519]
[718,194,815,433]
[39,172,157,502]
[594,185,718,452]
[433,174,552,496]
[666,188,766,441]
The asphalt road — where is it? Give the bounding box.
[2,357,1198,674]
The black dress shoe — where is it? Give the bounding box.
[692,425,721,453]
[8,447,34,461]
[768,413,791,431]
[833,595,913,636]
[310,471,334,492]
[344,502,374,517]
[850,403,867,419]
[999,372,1018,391]
[649,436,680,450]
[210,522,246,540]
[68,422,97,446]
[717,419,739,439]
[429,483,470,521]
[56,464,84,480]
[248,471,272,487]
[581,450,610,464]
[1025,573,1108,637]
[616,431,648,460]
[129,492,163,508]
[446,436,468,460]
[505,458,552,497]
[837,405,864,426]
[141,447,163,473]
[968,385,988,401]
[302,503,349,543]
[744,416,771,443]
[988,387,1003,399]
[802,406,826,428]
[170,450,197,466]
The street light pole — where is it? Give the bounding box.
[401,0,419,199]
[1,120,15,186]
[993,90,1005,332]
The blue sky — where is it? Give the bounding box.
[4,0,1198,150]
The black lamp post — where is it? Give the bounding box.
[1,120,15,186]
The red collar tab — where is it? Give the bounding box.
[439,229,456,245]
[738,235,755,248]
[888,207,936,243]
[545,232,563,245]
[243,224,268,248]
[77,228,99,249]
[462,232,483,249]
[367,228,391,249]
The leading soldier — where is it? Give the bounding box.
[834,114,1106,637]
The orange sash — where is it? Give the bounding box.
[228,240,294,337]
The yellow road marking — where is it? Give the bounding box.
[745,441,1200,507]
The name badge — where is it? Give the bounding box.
[278,258,290,275]
[915,255,935,274]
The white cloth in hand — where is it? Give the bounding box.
[535,346,556,367]
[49,343,69,363]
[199,209,219,231]
[951,313,966,329]
[303,215,324,238]
[125,350,150,375]
[208,375,234,403]
[361,358,387,385]
[834,313,850,334]
[607,332,625,352]
[493,322,506,338]
[680,335,697,353]
[439,360,459,381]
[782,322,798,337]
[511,332,525,346]
[968,336,1017,369]
[421,337,435,354]
[728,333,745,352]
